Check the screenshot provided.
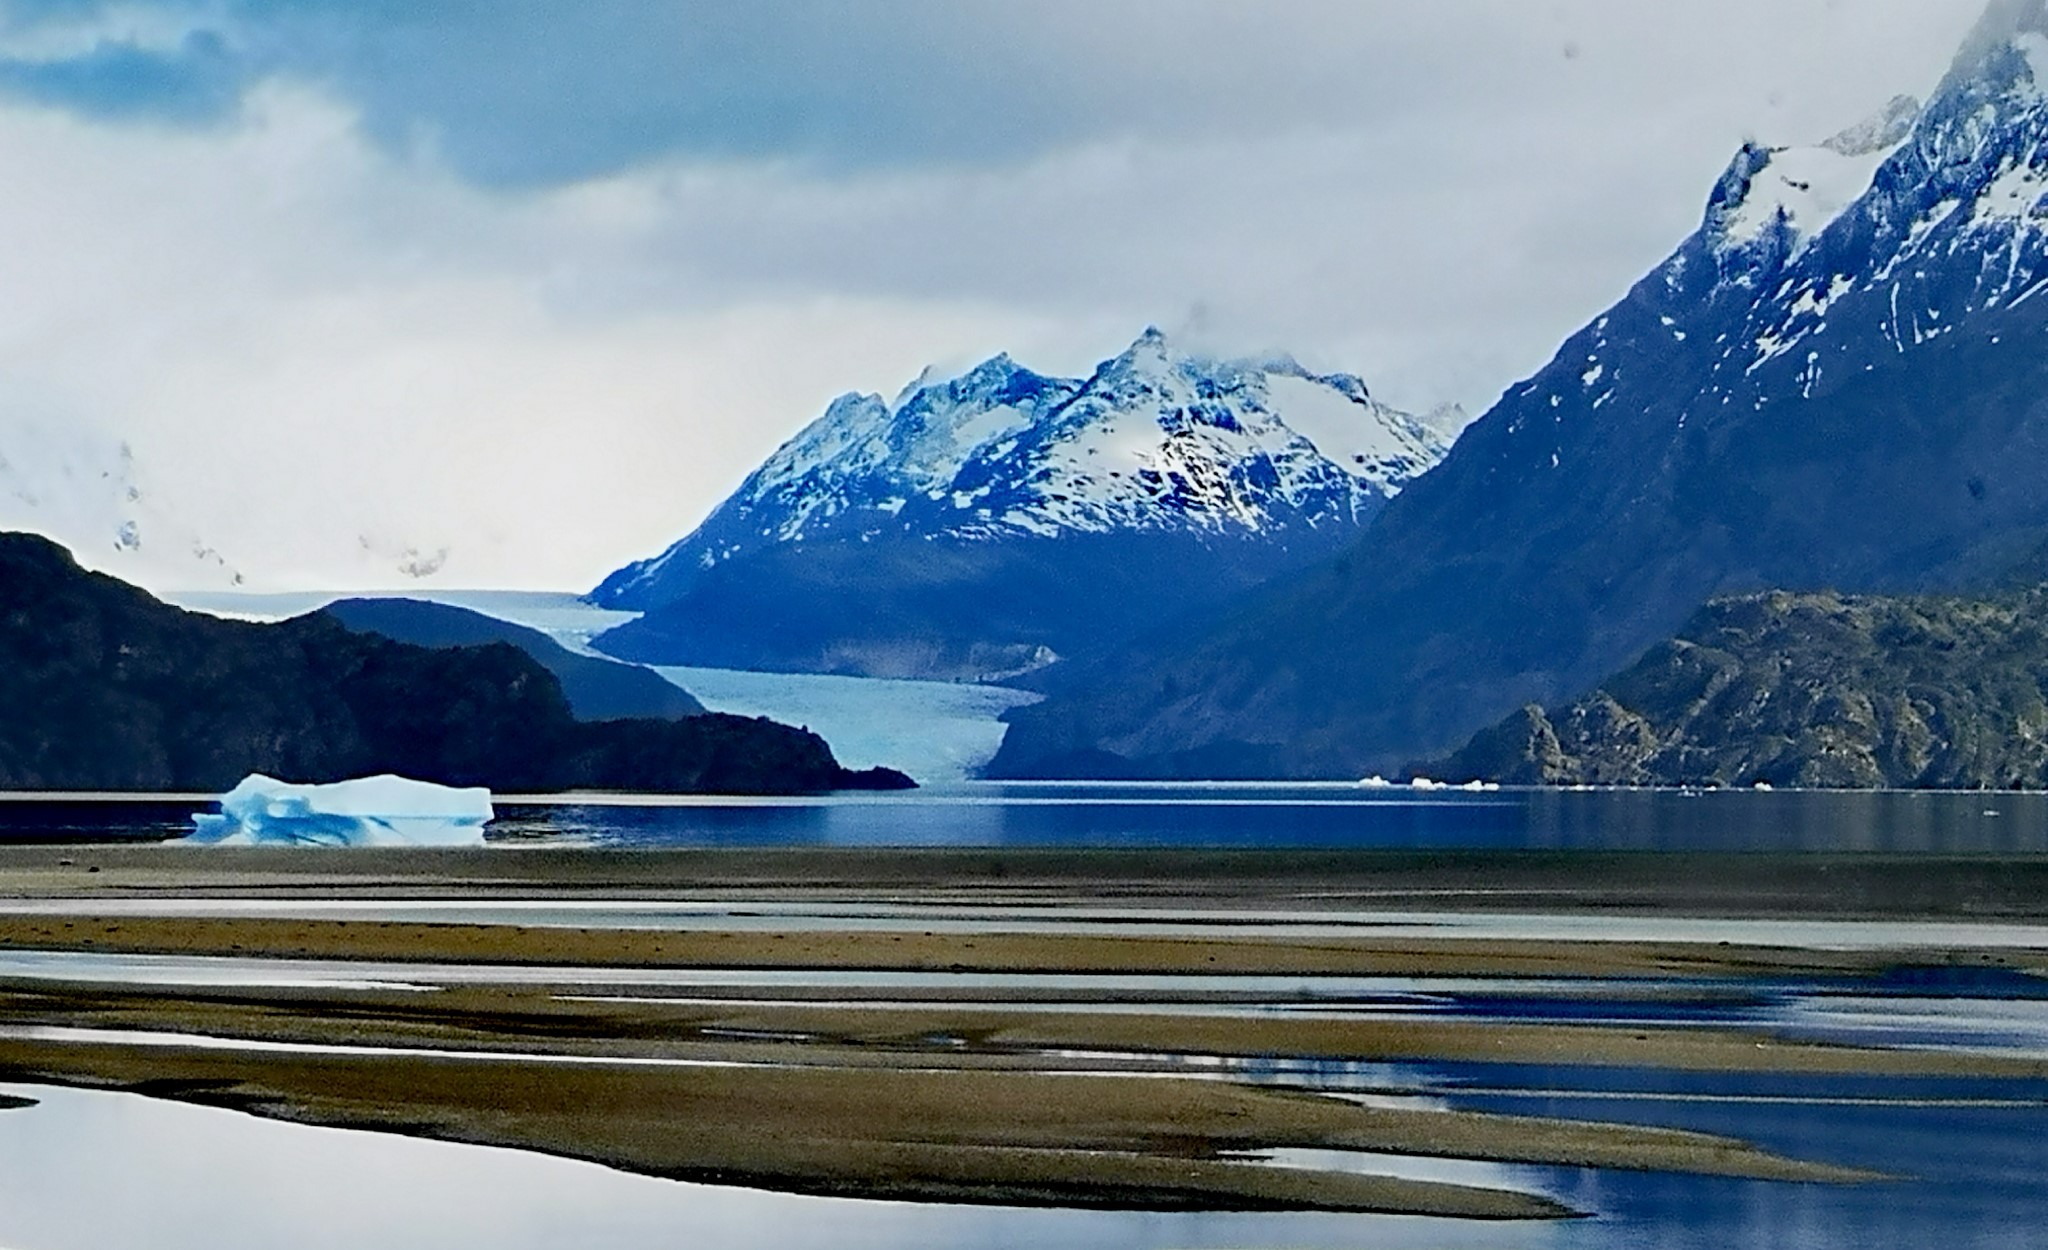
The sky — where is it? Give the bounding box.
[0,0,1995,589]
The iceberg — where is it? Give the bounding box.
[187,774,493,847]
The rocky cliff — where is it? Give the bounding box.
[1440,588,2048,789]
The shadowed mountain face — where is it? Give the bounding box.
[991,4,2048,779]
[321,597,705,722]
[1439,589,2048,790]
[0,533,905,794]
[590,331,1455,680]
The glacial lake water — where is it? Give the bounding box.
[1,783,2045,1246]
[7,783,2048,851]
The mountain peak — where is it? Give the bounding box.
[891,366,937,406]
[1941,0,2048,97]
[1107,325,1178,372]
[1820,94,1921,156]
[590,334,1458,609]
[954,351,1025,389]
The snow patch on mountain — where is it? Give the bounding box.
[0,419,243,589]
[1709,96,1921,261]
[1486,0,2048,485]
[595,329,1454,607]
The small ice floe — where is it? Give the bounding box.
[1357,775,1394,788]
[1409,777,1441,791]
[1752,781,1775,792]
[186,774,492,847]
[1459,779,1501,792]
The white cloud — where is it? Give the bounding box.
[0,86,1069,588]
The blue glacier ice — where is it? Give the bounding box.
[187,774,493,847]
[162,589,1031,782]
[652,664,1039,782]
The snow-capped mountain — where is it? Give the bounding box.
[0,420,243,590]
[1620,5,2048,428]
[590,331,1455,680]
[595,328,1451,610]
[992,0,2048,779]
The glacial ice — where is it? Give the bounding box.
[187,774,492,847]
[164,590,1036,782]
[652,664,1040,782]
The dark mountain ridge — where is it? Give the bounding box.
[590,332,1454,680]
[321,597,705,722]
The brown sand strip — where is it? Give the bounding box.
[5,847,2048,922]
[0,1034,1882,1217]
[0,914,2039,980]
[8,978,2039,1080]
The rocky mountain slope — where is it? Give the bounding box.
[590,330,1456,680]
[1439,588,2048,789]
[320,597,705,722]
[0,533,906,793]
[991,0,2048,779]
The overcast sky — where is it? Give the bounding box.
[0,0,1994,588]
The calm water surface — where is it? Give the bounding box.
[7,783,2048,851]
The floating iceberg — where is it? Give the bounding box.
[187,774,492,847]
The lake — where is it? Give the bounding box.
[0,785,2044,1247]
[7,783,2048,852]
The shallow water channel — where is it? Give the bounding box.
[0,1060,2043,1248]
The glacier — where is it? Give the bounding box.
[186,774,493,847]
[166,590,1023,783]
[651,664,1038,782]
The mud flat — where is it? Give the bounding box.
[0,846,2037,1218]
[3,845,2048,919]
[0,1015,1885,1220]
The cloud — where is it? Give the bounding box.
[0,81,1073,588]
[0,2,1998,186]
[0,1,1999,591]
[0,0,1102,183]
[0,27,239,122]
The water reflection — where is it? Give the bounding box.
[1472,1083,2048,1249]
[485,784,2048,852]
[0,1084,1556,1250]
[2,1057,2044,1248]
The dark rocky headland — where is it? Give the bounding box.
[1440,588,2048,789]
[0,532,911,793]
